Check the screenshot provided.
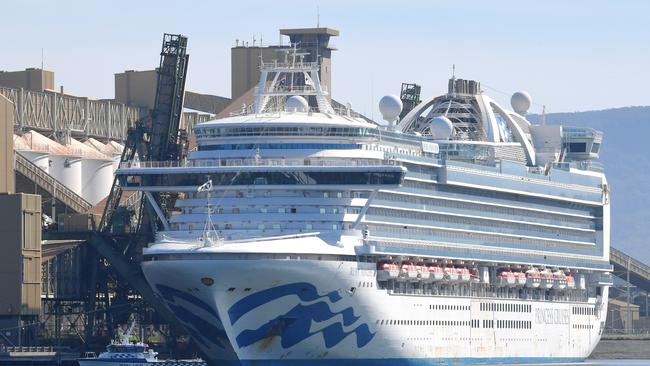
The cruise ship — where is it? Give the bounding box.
[120,49,612,365]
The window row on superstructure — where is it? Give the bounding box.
[364,223,598,257]
[366,207,595,243]
[402,180,600,218]
[374,191,595,229]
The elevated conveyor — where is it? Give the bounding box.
[610,247,650,292]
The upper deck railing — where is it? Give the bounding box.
[118,157,401,170]
[260,61,319,71]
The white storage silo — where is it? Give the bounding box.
[102,140,125,172]
[69,138,114,206]
[24,131,83,197]
[13,134,50,173]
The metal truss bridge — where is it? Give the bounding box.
[0,86,144,142]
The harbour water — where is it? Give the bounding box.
[489,362,650,366]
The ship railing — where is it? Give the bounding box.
[119,157,400,169]
[230,105,362,119]
[260,61,319,70]
[256,85,324,94]
[551,160,604,173]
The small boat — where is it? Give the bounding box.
[444,266,459,281]
[401,262,419,281]
[514,271,527,286]
[540,269,555,289]
[377,261,399,281]
[78,319,206,366]
[553,270,567,289]
[497,269,516,287]
[457,267,471,282]
[525,268,541,288]
[566,274,576,288]
[427,264,445,281]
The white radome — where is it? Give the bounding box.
[428,116,454,140]
[511,91,532,115]
[379,95,403,123]
[285,95,309,112]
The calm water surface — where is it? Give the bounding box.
[486,361,650,366]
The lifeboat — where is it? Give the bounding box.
[514,271,527,286]
[377,261,399,281]
[417,263,430,281]
[457,267,471,282]
[497,269,516,287]
[566,274,576,289]
[444,266,459,282]
[401,262,419,281]
[540,269,554,289]
[553,270,567,290]
[427,264,444,281]
[525,268,541,288]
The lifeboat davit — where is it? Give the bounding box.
[540,269,554,289]
[566,274,576,289]
[514,271,527,286]
[497,269,516,287]
[553,270,567,289]
[427,264,444,281]
[377,261,399,281]
[444,266,459,282]
[469,268,480,282]
[401,262,419,282]
[525,268,541,288]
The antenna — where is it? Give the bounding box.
[452,64,455,79]
[541,105,546,125]
[317,6,320,28]
[41,48,44,69]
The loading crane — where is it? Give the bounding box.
[46,33,195,358]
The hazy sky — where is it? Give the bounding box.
[3,0,649,117]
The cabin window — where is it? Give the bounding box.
[305,223,313,230]
[278,208,286,213]
[260,208,268,213]
[567,142,587,153]
[591,143,600,153]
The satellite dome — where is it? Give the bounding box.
[379,95,403,123]
[428,116,454,140]
[511,91,532,115]
[285,96,309,112]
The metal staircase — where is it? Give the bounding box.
[14,151,92,213]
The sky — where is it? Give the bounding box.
[3,0,649,117]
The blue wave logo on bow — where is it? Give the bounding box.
[228,282,375,349]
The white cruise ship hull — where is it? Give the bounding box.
[142,247,608,365]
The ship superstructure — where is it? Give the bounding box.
[118,48,612,365]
